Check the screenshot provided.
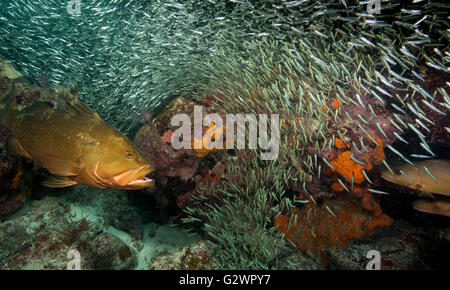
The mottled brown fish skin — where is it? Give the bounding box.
[413,199,450,217]
[2,100,154,189]
[381,160,450,196]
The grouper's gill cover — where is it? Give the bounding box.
[1,95,155,190]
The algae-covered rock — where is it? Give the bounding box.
[149,240,212,270]
[0,196,103,269]
[278,252,323,270]
[92,233,136,270]
[326,220,436,270]
[0,59,23,80]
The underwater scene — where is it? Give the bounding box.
[0,0,448,271]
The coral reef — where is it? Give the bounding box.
[0,196,128,270]
[0,187,201,270]
[0,59,79,112]
[135,97,219,183]
[0,61,31,219]
[134,96,230,220]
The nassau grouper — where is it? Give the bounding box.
[1,89,154,190]
[381,159,450,197]
[381,159,450,216]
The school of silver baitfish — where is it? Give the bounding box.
[1,0,449,193]
[0,0,449,270]
[1,0,444,136]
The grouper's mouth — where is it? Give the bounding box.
[113,165,154,189]
[128,174,154,187]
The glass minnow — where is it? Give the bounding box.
[368,189,389,195]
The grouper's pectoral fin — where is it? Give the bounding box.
[7,137,32,159]
[43,156,81,177]
[42,175,77,188]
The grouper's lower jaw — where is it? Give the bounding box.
[127,175,155,189]
[113,165,155,189]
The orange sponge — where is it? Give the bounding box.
[274,197,392,264]
[330,133,385,184]
[330,151,366,184]
[334,138,346,150]
[193,122,225,157]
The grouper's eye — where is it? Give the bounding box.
[124,151,135,159]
